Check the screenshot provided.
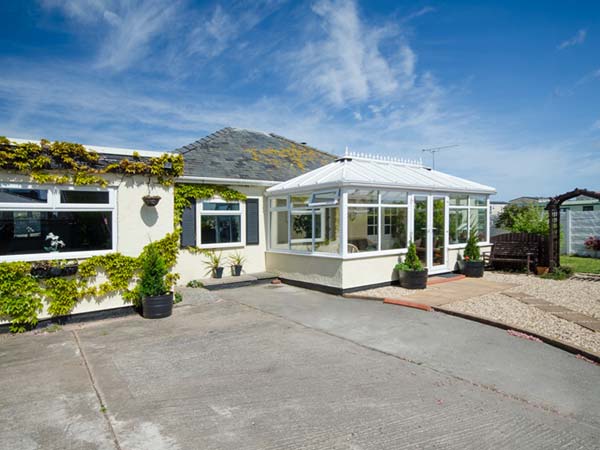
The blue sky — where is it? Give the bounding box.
[0,0,598,200]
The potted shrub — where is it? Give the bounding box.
[462,226,484,278]
[204,251,224,279]
[394,242,428,289]
[139,245,173,319]
[229,251,246,276]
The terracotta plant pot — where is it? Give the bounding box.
[142,292,173,319]
[463,261,484,278]
[536,266,549,276]
[398,268,428,289]
[142,195,161,207]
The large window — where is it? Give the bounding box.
[347,189,408,253]
[0,185,115,261]
[449,194,488,244]
[198,200,242,247]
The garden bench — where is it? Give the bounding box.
[484,241,540,273]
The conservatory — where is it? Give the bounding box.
[265,153,496,293]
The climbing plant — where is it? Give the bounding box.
[0,232,181,333]
[173,183,246,225]
[0,137,184,187]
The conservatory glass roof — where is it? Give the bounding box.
[267,154,496,195]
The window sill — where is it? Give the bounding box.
[448,242,492,250]
[0,249,114,263]
[197,242,245,250]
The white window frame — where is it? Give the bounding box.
[0,183,117,262]
[447,194,490,249]
[197,197,245,249]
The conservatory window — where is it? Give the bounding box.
[348,207,378,253]
[0,185,115,261]
[198,200,242,247]
[449,194,488,244]
[381,207,408,250]
[314,207,340,253]
[309,190,339,206]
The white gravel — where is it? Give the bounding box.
[482,272,600,319]
[354,285,428,299]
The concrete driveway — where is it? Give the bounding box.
[1,285,599,449]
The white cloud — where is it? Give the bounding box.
[557,29,587,50]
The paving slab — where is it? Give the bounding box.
[575,320,600,332]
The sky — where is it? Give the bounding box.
[0,0,599,200]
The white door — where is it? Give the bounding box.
[411,194,448,274]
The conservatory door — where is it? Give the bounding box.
[411,194,448,274]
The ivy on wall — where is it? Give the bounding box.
[173,183,247,225]
[0,232,180,333]
[0,137,184,187]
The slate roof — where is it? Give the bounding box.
[175,127,337,182]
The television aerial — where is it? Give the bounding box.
[421,144,459,170]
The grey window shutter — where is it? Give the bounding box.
[246,199,259,245]
[180,201,196,247]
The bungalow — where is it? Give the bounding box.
[0,128,495,328]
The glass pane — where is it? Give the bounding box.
[347,207,378,252]
[315,207,340,254]
[60,190,109,204]
[270,198,287,208]
[449,209,469,244]
[469,195,486,207]
[291,195,309,208]
[0,211,112,255]
[0,188,48,204]
[413,196,428,265]
[432,198,446,266]
[449,194,468,206]
[202,202,240,211]
[290,211,313,251]
[348,189,378,204]
[269,210,288,250]
[380,191,407,205]
[201,215,241,244]
[470,208,488,242]
[310,191,339,205]
[381,208,407,250]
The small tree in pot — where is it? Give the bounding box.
[139,245,173,319]
[394,242,428,289]
[228,251,246,276]
[462,226,484,277]
[204,251,224,278]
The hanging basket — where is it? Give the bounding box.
[142,195,161,207]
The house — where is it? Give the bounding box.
[0,128,496,327]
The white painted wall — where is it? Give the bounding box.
[175,185,268,285]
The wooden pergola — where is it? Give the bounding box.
[546,188,600,269]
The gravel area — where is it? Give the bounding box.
[354,285,430,298]
[445,292,600,354]
[482,272,600,319]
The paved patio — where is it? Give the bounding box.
[1,285,599,449]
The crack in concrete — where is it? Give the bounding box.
[71,330,122,450]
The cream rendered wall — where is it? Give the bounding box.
[265,252,343,289]
[175,185,268,285]
[340,254,402,290]
[0,172,174,321]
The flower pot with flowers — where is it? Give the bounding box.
[584,236,600,258]
[462,226,484,277]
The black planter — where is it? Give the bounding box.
[142,292,173,319]
[142,195,161,207]
[30,266,50,278]
[61,264,79,277]
[232,265,243,276]
[463,260,485,278]
[398,268,428,289]
[213,267,224,279]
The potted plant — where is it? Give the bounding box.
[204,251,224,279]
[142,195,161,207]
[462,226,484,278]
[228,251,246,276]
[394,242,428,289]
[139,245,173,319]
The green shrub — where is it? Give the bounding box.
[541,265,574,280]
[186,279,204,288]
[463,226,481,262]
[395,242,424,271]
[138,245,168,298]
[174,292,183,304]
[495,204,549,235]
